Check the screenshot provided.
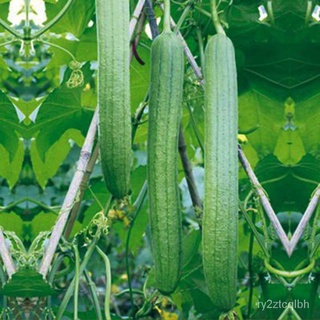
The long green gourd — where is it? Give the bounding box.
[147,0,184,295]
[203,33,238,311]
[95,0,131,199]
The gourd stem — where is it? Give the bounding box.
[267,0,275,25]
[173,0,195,33]
[0,18,22,39]
[210,0,225,35]
[163,0,171,32]
[264,258,315,278]
[36,39,77,62]
[305,1,313,24]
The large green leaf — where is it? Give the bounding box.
[46,0,95,38]
[0,90,21,158]
[0,267,56,297]
[0,139,24,188]
[0,212,24,238]
[24,63,94,158]
[30,128,84,187]
[130,38,151,111]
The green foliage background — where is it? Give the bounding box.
[0,0,319,319]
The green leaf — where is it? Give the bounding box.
[130,39,151,111]
[25,64,94,158]
[12,99,43,125]
[0,267,56,297]
[253,154,320,213]
[296,96,320,158]
[31,211,57,237]
[46,0,95,38]
[0,212,24,239]
[0,2,9,24]
[30,129,84,187]
[182,229,201,267]
[239,90,283,158]
[44,37,78,71]
[0,91,21,159]
[129,201,148,255]
[30,211,81,240]
[75,24,97,61]
[0,139,24,188]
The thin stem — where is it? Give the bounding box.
[196,27,205,71]
[0,18,23,39]
[173,0,194,33]
[0,198,28,212]
[163,0,171,32]
[25,0,30,31]
[311,236,320,258]
[0,40,17,49]
[55,237,98,319]
[244,190,254,209]
[0,197,58,214]
[28,198,59,214]
[0,264,6,286]
[158,2,204,83]
[255,195,271,248]
[48,254,68,284]
[2,297,8,320]
[84,270,103,320]
[46,254,70,314]
[114,289,144,297]
[73,244,80,320]
[264,258,315,279]
[186,102,204,152]
[290,307,302,320]
[96,247,112,320]
[89,186,105,212]
[278,303,302,320]
[305,1,313,24]
[172,19,204,84]
[0,265,8,319]
[247,212,255,319]
[277,306,291,320]
[310,203,320,254]
[210,0,225,35]
[238,201,270,258]
[125,181,148,316]
[36,39,77,61]
[195,5,212,18]
[132,93,149,140]
[267,1,275,25]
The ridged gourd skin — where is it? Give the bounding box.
[203,34,238,311]
[95,0,131,199]
[147,31,184,295]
